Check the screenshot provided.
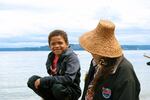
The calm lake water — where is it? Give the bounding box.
[0,50,150,100]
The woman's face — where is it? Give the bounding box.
[50,35,68,56]
[91,53,103,64]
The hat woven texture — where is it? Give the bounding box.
[79,20,122,58]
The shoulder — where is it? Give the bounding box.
[62,48,79,60]
[118,57,134,74]
[115,57,137,81]
[48,52,54,58]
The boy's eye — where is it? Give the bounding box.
[51,42,55,46]
[51,41,63,46]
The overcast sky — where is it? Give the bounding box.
[0,0,150,48]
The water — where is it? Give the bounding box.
[0,50,150,100]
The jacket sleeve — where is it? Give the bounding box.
[81,60,94,100]
[40,54,80,87]
[45,53,53,75]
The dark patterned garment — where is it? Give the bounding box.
[82,57,140,100]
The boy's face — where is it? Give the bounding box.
[50,35,68,56]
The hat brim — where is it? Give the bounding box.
[79,29,122,58]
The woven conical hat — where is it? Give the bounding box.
[79,20,122,57]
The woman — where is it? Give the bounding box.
[79,20,140,100]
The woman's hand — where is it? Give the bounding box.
[85,88,94,100]
[34,78,40,89]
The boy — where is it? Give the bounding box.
[27,30,81,100]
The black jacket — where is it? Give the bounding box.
[81,57,140,100]
[40,48,81,96]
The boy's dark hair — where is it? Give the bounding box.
[48,30,69,46]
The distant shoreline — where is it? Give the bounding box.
[0,44,150,51]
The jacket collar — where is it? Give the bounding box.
[92,55,124,74]
[48,48,73,63]
[111,55,124,74]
